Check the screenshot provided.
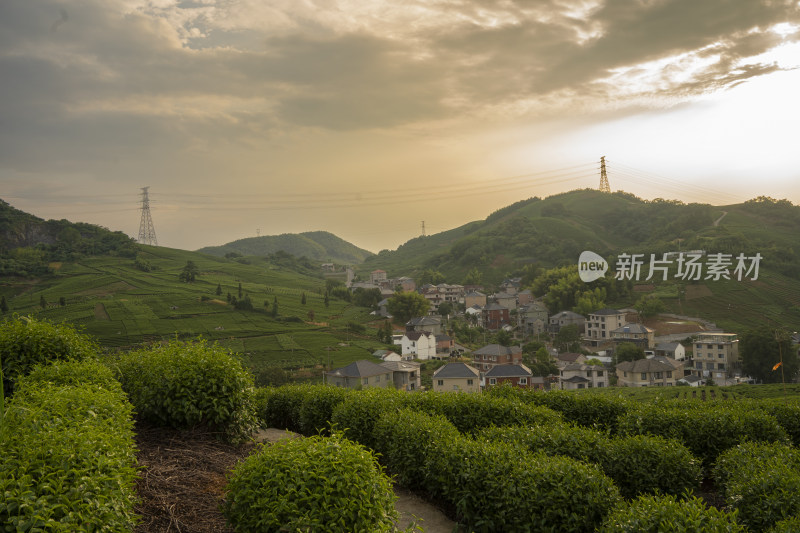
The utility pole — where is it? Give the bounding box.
[137,187,158,246]
[421,221,426,237]
[599,156,611,193]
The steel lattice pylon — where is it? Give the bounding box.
[599,156,611,193]
[137,186,158,246]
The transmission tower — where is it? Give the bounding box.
[137,187,158,246]
[421,221,426,237]
[599,156,611,193]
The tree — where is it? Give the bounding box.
[353,288,382,309]
[307,309,315,322]
[324,291,330,308]
[636,295,666,320]
[39,295,47,309]
[1,296,8,314]
[238,282,243,299]
[272,299,278,318]
[615,342,644,363]
[554,324,581,353]
[437,302,453,318]
[179,261,199,282]
[496,329,512,347]
[386,292,430,324]
[301,292,307,305]
[463,267,483,286]
[263,300,270,310]
[59,296,66,307]
[741,329,798,384]
[419,269,445,285]
[216,284,222,296]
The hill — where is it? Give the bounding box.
[197,231,374,265]
[360,189,800,331]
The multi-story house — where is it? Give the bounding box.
[370,270,388,284]
[615,356,685,387]
[380,361,421,391]
[492,293,517,311]
[611,323,656,350]
[400,331,436,359]
[516,289,534,306]
[548,310,586,334]
[484,364,534,389]
[465,290,487,309]
[585,308,627,342]
[433,363,481,393]
[325,360,393,389]
[692,332,740,380]
[472,344,523,372]
[559,363,608,389]
[405,316,443,336]
[482,303,510,331]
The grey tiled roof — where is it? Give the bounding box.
[433,362,480,379]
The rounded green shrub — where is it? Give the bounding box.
[298,385,352,436]
[113,339,256,442]
[330,387,410,449]
[0,316,99,395]
[409,390,562,434]
[257,384,311,433]
[601,434,702,499]
[769,515,800,533]
[477,422,609,464]
[599,494,745,532]
[426,435,620,532]
[763,400,800,447]
[616,403,788,468]
[714,442,800,531]
[223,433,399,532]
[0,382,138,530]
[19,358,121,392]
[373,408,461,493]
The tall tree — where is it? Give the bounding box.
[554,324,581,353]
[301,292,307,305]
[179,261,198,282]
[1,295,8,314]
[386,292,430,324]
[238,282,243,299]
[615,342,644,363]
[324,291,330,308]
[741,329,798,384]
[39,295,47,309]
[216,283,222,296]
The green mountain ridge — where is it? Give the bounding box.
[197,231,374,265]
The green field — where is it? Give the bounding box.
[0,246,392,379]
[579,383,800,402]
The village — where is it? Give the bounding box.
[325,268,757,393]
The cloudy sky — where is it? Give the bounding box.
[2,0,799,253]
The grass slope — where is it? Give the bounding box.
[0,245,392,378]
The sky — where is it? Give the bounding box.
[1,0,799,254]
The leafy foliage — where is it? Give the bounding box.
[386,291,430,323]
[1,373,138,530]
[740,329,798,384]
[600,494,745,532]
[113,339,257,443]
[223,433,399,533]
[0,316,99,396]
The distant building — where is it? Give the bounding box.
[400,331,436,360]
[484,363,535,390]
[464,291,487,309]
[585,308,627,341]
[616,356,684,387]
[692,332,740,380]
[611,323,655,349]
[433,362,481,393]
[655,342,686,361]
[559,363,608,390]
[406,316,443,336]
[380,360,421,391]
[472,344,523,372]
[325,360,393,389]
[482,303,510,331]
[549,311,585,334]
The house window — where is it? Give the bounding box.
[520,378,528,385]
[696,362,703,369]
[641,373,647,380]
[489,378,496,385]
[718,353,725,359]
[363,378,368,385]
[586,371,592,377]
[597,382,604,388]
[706,363,714,370]
[578,383,585,389]
[667,371,672,378]
[437,379,444,386]
[654,372,663,379]
[453,385,459,390]
[718,363,725,370]
[597,370,604,377]
[467,379,474,385]
[624,371,628,377]
[375,375,380,382]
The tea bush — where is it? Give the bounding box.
[0,381,138,530]
[330,387,410,449]
[600,434,702,499]
[599,494,745,532]
[477,425,702,498]
[223,433,399,532]
[23,358,121,392]
[616,402,787,468]
[113,339,257,443]
[476,422,609,464]
[257,384,310,432]
[769,516,800,533]
[408,391,562,434]
[373,408,461,493]
[298,385,352,436]
[713,441,800,531]
[762,400,800,447]
[0,316,98,396]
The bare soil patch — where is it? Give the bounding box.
[644,317,703,336]
[685,284,713,299]
[94,302,110,320]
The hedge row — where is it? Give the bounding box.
[616,402,788,468]
[477,424,702,499]
[713,441,800,531]
[373,408,620,532]
[0,361,139,531]
[112,339,257,443]
[599,494,745,532]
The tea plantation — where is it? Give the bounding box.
[4,316,800,531]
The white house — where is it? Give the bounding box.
[400,331,436,360]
